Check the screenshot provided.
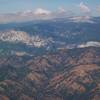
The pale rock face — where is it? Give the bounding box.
[69,16,93,23]
[0,30,51,48]
[0,30,30,42]
[78,41,100,48]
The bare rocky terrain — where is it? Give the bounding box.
[0,47,99,100]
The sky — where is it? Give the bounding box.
[0,0,99,13]
[0,0,100,23]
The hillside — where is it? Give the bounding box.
[0,47,99,100]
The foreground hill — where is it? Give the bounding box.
[0,47,99,100]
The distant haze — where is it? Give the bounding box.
[0,0,100,23]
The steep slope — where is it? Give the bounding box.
[0,47,99,100]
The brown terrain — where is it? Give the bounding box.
[0,47,100,100]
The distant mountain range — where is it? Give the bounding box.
[0,17,100,52]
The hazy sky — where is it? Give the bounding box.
[0,0,100,23]
[0,0,99,14]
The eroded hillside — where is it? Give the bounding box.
[0,47,99,100]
